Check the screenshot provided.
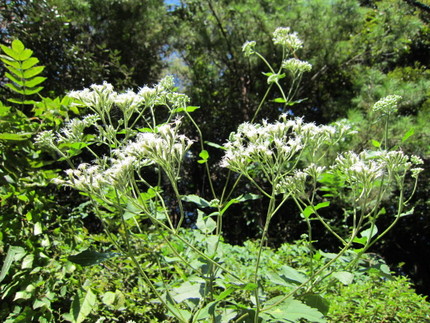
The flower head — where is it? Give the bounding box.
[273,27,303,51]
[242,41,257,57]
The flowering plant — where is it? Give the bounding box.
[35,27,422,322]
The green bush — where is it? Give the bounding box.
[326,275,430,322]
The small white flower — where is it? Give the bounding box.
[242,40,257,57]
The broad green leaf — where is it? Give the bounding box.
[196,209,217,234]
[182,194,211,208]
[21,254,34,269]
[303,294,330,315]
[102,291,116,306]
[264,296,326,322]
[361,225,378,240]
[267,265,307,287]
[402,128,415,143]
[331,271,354,285]
[171,281,204,303]
[68,250,118,266]
[71,288,97,323]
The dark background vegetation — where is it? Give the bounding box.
[1,0,429,296]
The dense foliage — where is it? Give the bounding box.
[0,0,429,321]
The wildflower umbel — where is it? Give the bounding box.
[372,95,402,115]
[272,27,303,51]
[221,116,353,194]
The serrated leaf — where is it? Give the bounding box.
[68,249,118,266]
[71,288,97,323]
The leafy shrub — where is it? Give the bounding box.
[326,275,430,322]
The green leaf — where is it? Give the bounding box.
[172,105,200,113]
[5,72,25,86]
[71,288,97,323]
[25,76,47,88]
[0,246,25,283]
[302,294,330,315]
[302,201,330,219]
[332,271,354,285]
[402,128,415,143]
[0,132,32,141]
[267,265,307,287]
[196,209,217,234]
[264,296,326,322]
[204,140,226,150]
[371,139,381,148]
[272,97,286,103]
[198,149,209,163]
[21,57,40,69]
[182,194,211,208]
[68,249,118,266]
[171,281,204,303]
[23,66,45,79]
[220,193,260,215]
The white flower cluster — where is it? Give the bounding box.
[221,116,350,186]
[372,95,402,115]
[272,27,303,51]
[282,58,312,75]
[116,119,193,174]
[332,150,424,204]
[56,119,193,195]
[68,76,188,119]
